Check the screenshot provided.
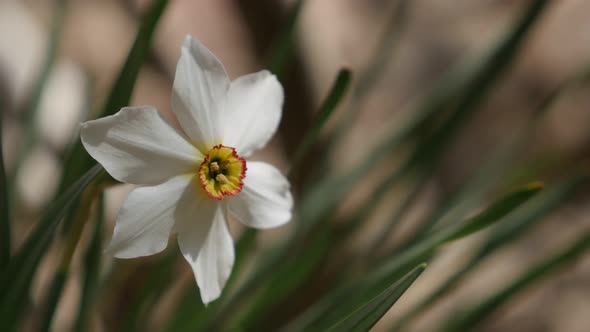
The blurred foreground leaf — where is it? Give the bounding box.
[299,0,549,236]
[371,182,543,283]
[11,0,66,202]
[441,228,590,332]
[74,192,105,332]
[325,264,426,332]
[391,175,585,332]
[0,95,9,272]
[39,180,101,332]
[0,164,103,331]
[287,182,541,331]
[289,68,352,176]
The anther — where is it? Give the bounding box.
[210,162,220,173]
[215,174,228,184]
[219,160,230,170]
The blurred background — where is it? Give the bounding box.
[2,0,590,331]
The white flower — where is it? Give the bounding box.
[80,35,293,304]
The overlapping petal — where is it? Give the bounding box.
[229,161,292,229]
[106,175,192,258]
[222,70,284,157]
[172,35,230,151]
[177,196,235,304]
[80,106,200,185]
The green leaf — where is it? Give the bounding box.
[268,0,304,78]
[326,264,425,332]
[0,165,103,331]
[163,229,258,332]
[298,0,549,237]
[440,228,590,332]
[226,231,331,331]
[289,182,541,331]
[73,192,105,332]
[58,0,169,193]
[443,181,545,242]
[391,176,585,332]
[39,271,67,332]
[0,94,10,272]
[289,68,352,177]
[10,0,66,202]
[120,251,178,332]
[370,182,542,284]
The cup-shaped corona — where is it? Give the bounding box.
[198,144,246,200]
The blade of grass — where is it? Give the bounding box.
[268,0,304,79]
[73,192,105,332]
[120,251,178,332]
[326,264,426,332]
[440,228,590,332]
[390,175,586,332]
[284,183,542,331]
[10,0,66,202]
[0,94,10,272]
[370,182,543,283]
[299,0,549,236]
[0,164,103,331]
[39,182,100,332]
[225,230,331,331]
[400,61,590,249]
[58,0,169,194]
[288,68,352,177]
[162,229,257,332]
[330,0,411,152]
[267,4,550,314]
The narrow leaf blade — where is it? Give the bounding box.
[326,264,426,332]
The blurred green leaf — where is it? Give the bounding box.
[443,182,545,242]
[58,0,169,193]
[298,0,549,237]
[227,231,331,331]
[0,164,103,331]
[289,68,352,177]
[39,178,100,332]
[0,95,10,272]
[120,251,178,332]
[74,192,105,332]
[440,228,590,332]
[10,0,66,202]
[326,264,425,332]
[331,0,410,148]
[370,182,542,284]
[391,176,585,332]
[39,271,67,332]
[163,229,257,332]
[162,283,204,332]
[268,0,304,78]
[290,182,541,331]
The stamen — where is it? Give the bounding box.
[210,161,220,173]
[216,174,228,184]
[198,144,246,200]
[219,160,230,170]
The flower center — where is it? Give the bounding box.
[198,144,246,200]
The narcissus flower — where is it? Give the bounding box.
[80,35,293,304]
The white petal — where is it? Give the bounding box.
[222,70,284,156]
[106,175,192,258]
[229,161,292,229]
[172,35,229,149]
[81,106,200,185]
[177,199,234,304]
